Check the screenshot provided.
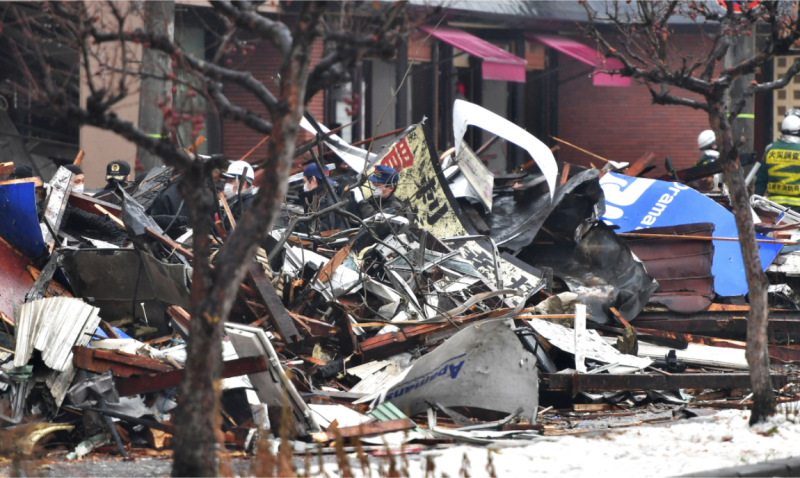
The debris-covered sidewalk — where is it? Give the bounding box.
[1,100,799,471]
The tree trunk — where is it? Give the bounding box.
[712,106,775,424]
[171,175,224,476]
[170,5,324,475]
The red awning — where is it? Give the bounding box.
[419,25,527,83]
[528,34,630,87]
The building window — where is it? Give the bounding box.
[778,57,787,68]
[779,106,787,116]
[779,90,787,100]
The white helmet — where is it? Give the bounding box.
[223,160,255,183]
[697,130,716,150]
[782,115,800,136]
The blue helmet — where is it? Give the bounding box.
[303,163,328,180]
[368,165,399,186]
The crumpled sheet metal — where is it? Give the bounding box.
[486,169,602,252]
[372,319,539,420]
[622,223,715,313]
[121,187,163,238]
[61,249,191,309]
[600,172,781,296]
[520,223,658,324]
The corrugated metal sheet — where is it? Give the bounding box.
[14,297,101,372]
[622,223,715,313]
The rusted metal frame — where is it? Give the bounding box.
[116,356,268,396]
[247,263,302,345]
[539,373,789,392]
[634,326,800,363]
[632,312,800,340]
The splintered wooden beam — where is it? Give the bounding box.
[72,346,174,377]
[218,191,236,230]
[313,418,416,442]
[73,151,84,167]
[624,151,656,177]
[116,356,267,396]
[0,162,14,176]
[0,177,43,188]
[247,263,302,344]
[145,227,194,260]
[95,205,126,229]
[69,191,121,217]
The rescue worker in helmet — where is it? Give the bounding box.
[220,160,257,228]
[695,130,720,166]
[755,115,800,211]
[298,163,346,233]
[693,130,725,192]
[350,165,407,219]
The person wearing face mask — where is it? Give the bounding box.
[220,160,257,228]
[298,163,346,233]
[350,165,406,220]
[63,164,86,195]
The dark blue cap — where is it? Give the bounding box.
[369,165,399,186]
[303,163,329,180]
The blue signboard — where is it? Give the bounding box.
[600,172,781,297]
[0,181,45,259]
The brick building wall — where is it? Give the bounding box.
[221,36,325,162]
[557,34,717,174]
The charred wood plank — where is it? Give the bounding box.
[73,346,174,377]
[68,192,122,217]
[247,263,302,344]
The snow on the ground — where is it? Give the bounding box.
[324,405,800,477]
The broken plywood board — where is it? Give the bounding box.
[528,318,652,371]
[40,166,73,250]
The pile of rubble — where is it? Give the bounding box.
[1,100,799,462]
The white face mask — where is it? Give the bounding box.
[223,182,236,196]
[73,184,84,195]
[303,181,313,192]
[370,183,384,198]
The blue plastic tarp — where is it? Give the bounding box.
[91,326,132,341]
[600,172,782,297]
[0,181,45,259]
